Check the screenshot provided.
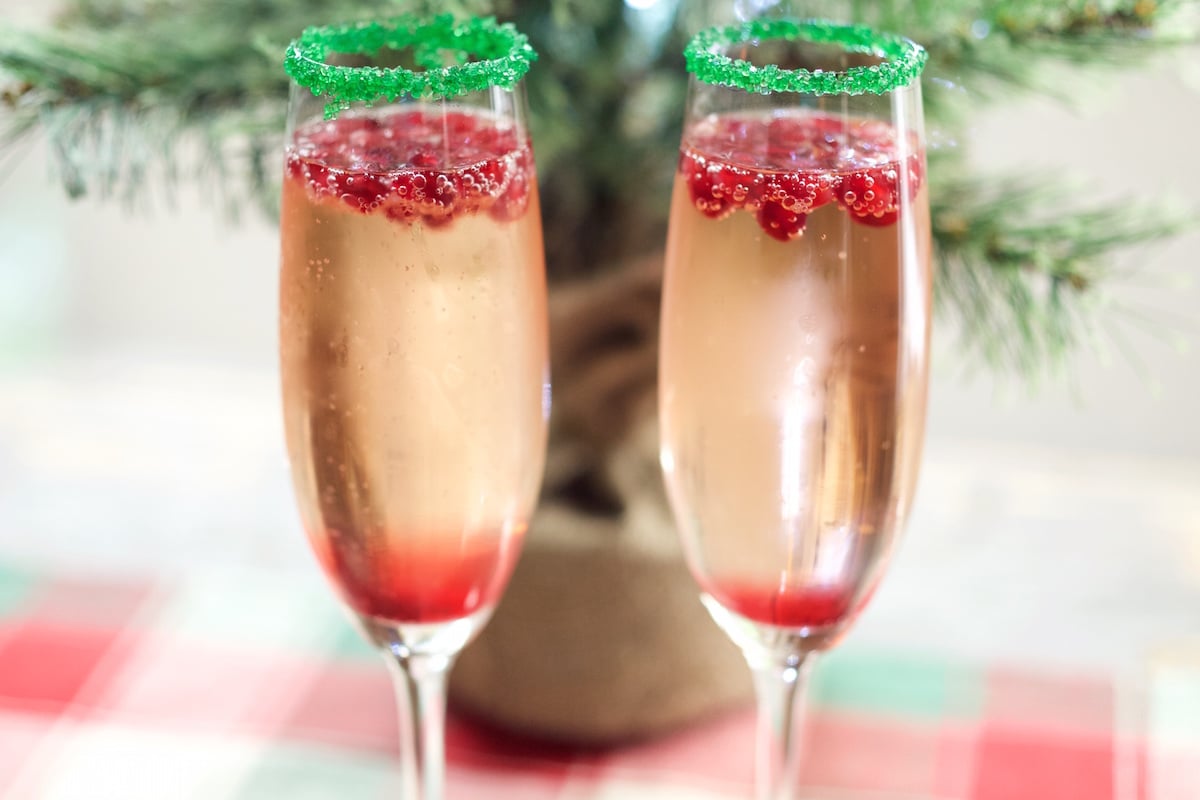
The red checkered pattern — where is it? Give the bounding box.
[0,568,1197,799]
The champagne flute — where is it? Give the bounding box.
[659,19,930,799]
[278,16,547,799]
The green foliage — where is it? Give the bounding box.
[508,0,688,275]
[929,159,1197,374]
[0,0,491,210]
[0,0,1196,376]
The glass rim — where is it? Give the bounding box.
[685,17,927,96]
[284,14,537,117]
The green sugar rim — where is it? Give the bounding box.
[685,18,926,96]
[284,14,537,117]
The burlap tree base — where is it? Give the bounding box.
[448,259,753,744]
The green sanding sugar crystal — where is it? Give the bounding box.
[685,18,926,96]
[284,14,537,118]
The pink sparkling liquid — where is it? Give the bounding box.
[279,107,548,624]
[660,111,931,643]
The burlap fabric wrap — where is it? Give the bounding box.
[448,257,753,745]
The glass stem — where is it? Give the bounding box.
[386,651,454,800]
[748,648,814,800]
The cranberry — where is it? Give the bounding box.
[851,209,899,227]
[420,170,460,212]
[442,110,479,136]
[410,150,440,169]
[489,165,529,221]
[676,113,930,234]
[766,115,841,169]
[337,171,390,213]
[475,156,509,198]
[839,167,898,223]
[361,145,404,171]
[289,109,534,227]
[767,171,837,215]
[302,161,334,197]
[757,199,807,241]
[686,160,736,220]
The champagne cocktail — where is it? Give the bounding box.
[659,19,930,799]
[279,17,547,799]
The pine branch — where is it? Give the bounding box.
[0,0,496,214]
[1,0,1197,379]
[930,159,1196,375]
[2,7,273,214]
[848,0,1200,119]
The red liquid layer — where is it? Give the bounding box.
[310,530,524,624]
[680,112,924,240]
[706,581,867,629]
[286,108,533,225]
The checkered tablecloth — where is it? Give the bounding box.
[1,564,1196,800]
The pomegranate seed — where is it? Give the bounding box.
[757,200,807,241]
[839,167,897,220]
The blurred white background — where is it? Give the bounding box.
[0,0,1197,678]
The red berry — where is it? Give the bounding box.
[456,166,485,206]
[685,157,763,213]
[852,209,899,227]
[717,116,760,144]
[475,156,509,198]
[336,171,390,213]
[757,199,807,241]
[766,171,837,215]
[674,115,925,233]
[468,125,515,159]
[399,169,460,223]
[766,115,841,169]
[410,149,440,169]
[307,117,379,152]
[384,170,429,221]
[488,147,532,221]
[339,116,381,133]
[302,161,335,197]
[489,167,529,221]
[686,160,736,220]
[387,110,436,139]
[719,164,764,209]
[361,145,404,171]
[290,109,535,227]
[426,171,460,207]
[442,110,478,136]
[839,167,898,224]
